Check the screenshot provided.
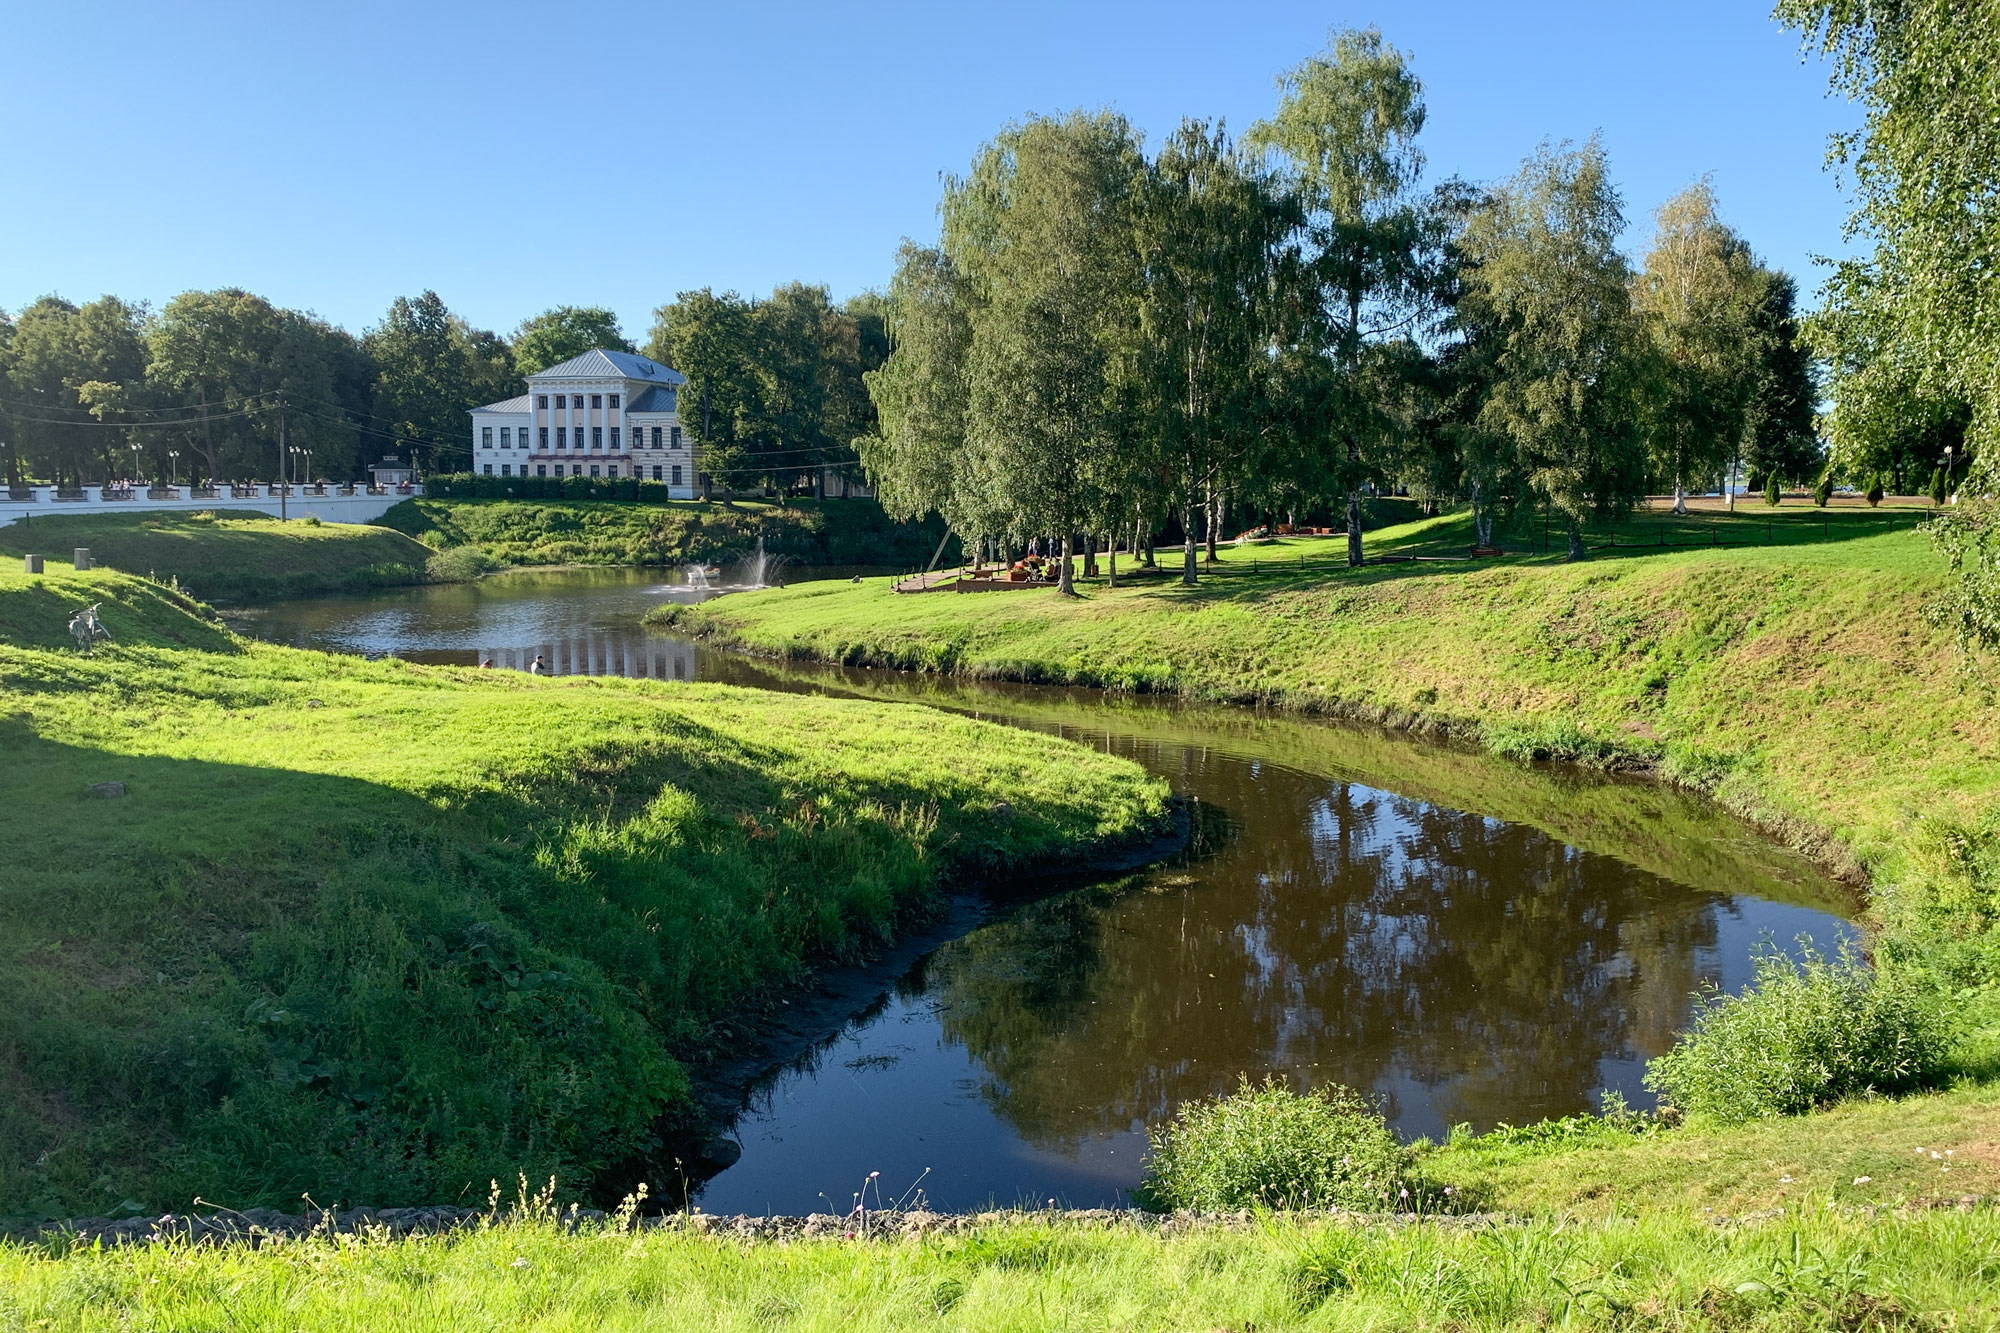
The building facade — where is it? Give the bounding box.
[468,349,698,497]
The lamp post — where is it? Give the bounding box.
[1945,445,1956,503]
[168,450,179,487]
[129,441,143,487]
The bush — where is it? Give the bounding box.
[1867,475,1885,506]
[1763,472,1781,507]
[1814,473,1833,507]
[426,546,499,582]
[1135,1076,1410,1212]
[1930,466,1949,505]
[1643,941,1953,1122]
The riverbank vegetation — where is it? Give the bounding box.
[655,506,1999,1040]
[6,1197,1997,1330]
[0,562,1169,1220]
[0,510,433,602]
[379,496,946,572]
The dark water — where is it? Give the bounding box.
[242,570,1855,1215]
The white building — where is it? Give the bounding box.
[468,349,698,497]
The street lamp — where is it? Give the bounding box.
[129,441,143,486]
[168,450,179,486]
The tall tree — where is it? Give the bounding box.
[1631,182,1764,512]
[1250,27,1432,567]
[944,110,1146,595]
[857,243,1005,545]
[365,291,518,475]
[1776,0,2000,489]
[5,297,145,483]
[1134,119,1290,584]
[511,306,633,376]
[1461,139,1648,559]
[1739,268,1822,488]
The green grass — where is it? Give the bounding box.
[0,564,1169,1219]
[6,1201,1999,1329]
[656,501,2000,973]
[379,497,949,571]
[0,511,433,603]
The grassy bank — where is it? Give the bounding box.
[0,564,1168,1220]
[0,511,434,603]
[379,497,948,571]
[655,503,2000,986]
[6,1200,1997,1329]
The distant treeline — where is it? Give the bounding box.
[0,286,888,494]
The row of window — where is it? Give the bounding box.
[482,463,687,484]
[481,425,685,450]
[535,393,619,411]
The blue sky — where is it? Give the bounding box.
[3,0,1858,341]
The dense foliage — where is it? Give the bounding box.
[1135,1076,1409,1211]
[856,29,1823,585]
[1644,944,1953,1122]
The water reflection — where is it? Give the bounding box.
[238,569,1854,1214]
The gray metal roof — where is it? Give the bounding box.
[625,386,679,414]
[469,394,532,415]
[527,349,686,385]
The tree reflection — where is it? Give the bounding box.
[920,756,1736,1146]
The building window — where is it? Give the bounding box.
[536,394,548,409]
[480,426,491,448]
[537,465,546,477]
[483,464,493,475]
[670,425,682,448]
[590,394,602,409]
[592,426,602,449]
[608,394,619,409]
[506,427,516,447]
[650,426,662,448]
[556,427,567,448]
[589,465,600,477]
[609,426,620,448]
[554,395,565,410]
[672,465,682,486]
[501,464,511,476]
[539,427,549,448]
[652,465,662,481]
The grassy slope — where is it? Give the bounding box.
[0,511,433,603]
[0,566,1168,1218]
[659,504,2000,974]
[5,1202,1997,1330]
[379,497,949,570]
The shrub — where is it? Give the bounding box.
[1866,475,1885,506]
[1814,473,1833,507]
[1930,466,1949,505]
[1643,941,1953,1122]
[1764,472,1782,507]
[426,546,499,582]
[1135,1076,1410,1212]
[299,513,322,526]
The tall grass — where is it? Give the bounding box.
[4,1204,1996,1329]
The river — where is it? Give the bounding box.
[239,567,1855,1215]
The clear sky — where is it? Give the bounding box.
[2,0,1858,341]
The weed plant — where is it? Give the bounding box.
[1135,1077,1410,1212]
[1644,942,1954,1121]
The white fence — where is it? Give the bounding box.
[0,483,421,527]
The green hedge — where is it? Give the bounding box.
[423,474,677,503]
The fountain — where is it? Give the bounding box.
[684,564,711,590]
